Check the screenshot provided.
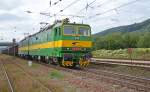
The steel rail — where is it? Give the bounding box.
[34,61,150,91]
[1,61,14,92]
[85,68,150,92]
[12,61,52,92]
[91,59,150,68]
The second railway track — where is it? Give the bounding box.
[85,68,150,92]
[0,59,14,92]
[1,55,150,92]
[91,58,150,68]
[33,61,150,92]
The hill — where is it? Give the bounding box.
[94,19,150,36]
[93,19,150,50]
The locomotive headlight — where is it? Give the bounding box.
[82,48,86,51]
[63,48,70,50]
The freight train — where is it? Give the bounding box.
[2,18,92,68]
[1,45,18,56]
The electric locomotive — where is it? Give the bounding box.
[18,18,92,67]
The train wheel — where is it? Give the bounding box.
[49,57,58,65]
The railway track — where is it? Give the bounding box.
[33,61,150,92]
[3,56,149,92]
[85,68,150,92]
[91,58,150,68]
[0,58,52,92]
[11,61,52,92]
[0,60,14,92]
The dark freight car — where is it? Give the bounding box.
[2,45,18,56]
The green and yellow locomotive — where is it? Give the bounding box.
[18,18,92,68]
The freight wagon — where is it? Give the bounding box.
[2,45,18,56]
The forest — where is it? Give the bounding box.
[93,19,150,50]
[93,32,150,50]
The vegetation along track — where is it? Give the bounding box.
[12,61,52,92]
[32,61,150,92]
[4,56,150,92]
[0,59,14,92]
[0,58,52,92]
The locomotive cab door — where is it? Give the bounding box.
[53,27,61,56]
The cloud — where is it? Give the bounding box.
[0,0,150,42]
[0,13,26,22]
[0,0,23,11]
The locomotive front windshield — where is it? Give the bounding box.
[64,26,75,35]
[78,27,90,36]
[64,25,90,36]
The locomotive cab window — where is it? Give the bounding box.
[55,28,57,36]
[58,28,61,36]
[55,27,61,36]
[78,27,90,36]
[64,26,75,35]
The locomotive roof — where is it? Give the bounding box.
[19,23,56,42]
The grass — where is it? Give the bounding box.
[48,70,64,80]
[0,66,10,92]
[0,55,50,92]
[28,62,40,68]
[92,48,150,60]
[4,63,47,92]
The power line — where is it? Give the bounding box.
[70,0,115,22]
[88,0,142,19]
[93,0,114,8]
[91,15,150,32]
[57,0,81,13]
[50,0,63,7]
[25,10,84,19]
[72,0,115,17]
[42,0,64,14]
[76,0,97,14]
[69,0,97,21]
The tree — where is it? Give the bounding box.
[137,32,150,48]
[122,32,139,48]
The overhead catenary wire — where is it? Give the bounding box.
[50,0,63,7]
[91,15,150,33]
[76,0,113,14]
[87,2,150,23]
[56,0,81,14]
[27,0,147,25]
[88,0,143,19]
[70,0,117,22]
[93,0,114,8]
[76,0,97,14]
[69,0,97,22]
[42,0,64,15]
[70,0,116,19]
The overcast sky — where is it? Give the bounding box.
[0,0,150,42]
